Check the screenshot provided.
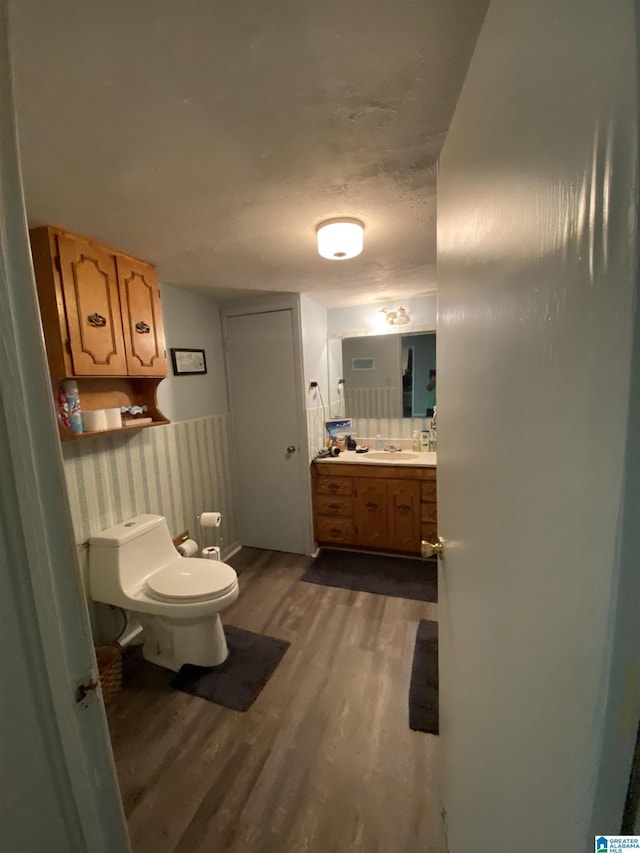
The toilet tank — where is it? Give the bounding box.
[89,514,178,601]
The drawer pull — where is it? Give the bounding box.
[328,483,340,493]
[329,527,342,537]
[398,503,411,514]
[87,312,107,328]
[365,501,378,511]
[327,503,340,512]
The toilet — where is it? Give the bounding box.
[89,514,239,671]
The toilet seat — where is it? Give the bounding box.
[146,560,237,603]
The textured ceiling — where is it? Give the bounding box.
[10,1,487,307]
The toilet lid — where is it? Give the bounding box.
[146,559,237,602]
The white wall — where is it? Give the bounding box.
[156,284,228,422]
[300,293,329,401]
[327,293,436,336]
[437,2,640,850]
[300,294,329,456]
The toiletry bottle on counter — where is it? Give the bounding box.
[375,434,383,450]
[412,430,421,452]
[62,379,83,433]
[421,429,430,451]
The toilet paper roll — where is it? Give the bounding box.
[82,409,108,432]
[177,538,199,558]
[104,407,122,429]
[202,546,222,561]
[199,512,222,528]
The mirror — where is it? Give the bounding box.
[328,331,436,419]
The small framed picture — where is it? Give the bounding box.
[170,348,207,376]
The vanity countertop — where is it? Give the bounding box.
[315,450,437,468]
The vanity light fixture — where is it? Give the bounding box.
[316,218,364,260]
[378,306,411,326]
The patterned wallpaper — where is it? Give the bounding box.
[62,414,238,637]
[350,416,430,441]
[344,387,401,419]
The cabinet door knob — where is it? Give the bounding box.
[398,503,411,514]
[287,445,296,454]
[135,321,151,334]
[87,312,106,328]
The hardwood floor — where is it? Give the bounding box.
[106,548,445,853]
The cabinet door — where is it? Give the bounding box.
[387,479,421,553]
[354,478,387,549]
[116,256,167,377]
[57,234,128,375]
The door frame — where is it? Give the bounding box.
[222,294,314,555]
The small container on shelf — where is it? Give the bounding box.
[120,404,150,427]
[61,379,83,433]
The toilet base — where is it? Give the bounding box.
[139,612,230,672]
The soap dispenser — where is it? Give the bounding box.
[412,430,421,452]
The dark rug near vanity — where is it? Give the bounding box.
[301,548,437,603]
[409,619,439,735]
[171,625,290,711]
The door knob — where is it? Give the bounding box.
[421,536,444,559]
[287,445,296,454]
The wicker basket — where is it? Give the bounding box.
[95,643,123,705]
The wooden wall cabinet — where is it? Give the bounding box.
[30,225,169,439]
[312,462,437,556]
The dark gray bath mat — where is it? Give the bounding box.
[171,625,290,711]
[301,548,437,603]
[409,619,439,735]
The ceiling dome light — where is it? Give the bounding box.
[316,218,364,260]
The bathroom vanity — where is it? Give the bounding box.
[311,452,437,556]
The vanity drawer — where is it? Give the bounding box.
[421,502,438,524]
[421,481,437,503]
[315,495,353,517]
[315,516,354,544]
[421,522,438,544]
[316,476,353,496]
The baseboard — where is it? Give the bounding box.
[223,541,242,560]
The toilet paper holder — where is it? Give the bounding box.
[197,511,223,556]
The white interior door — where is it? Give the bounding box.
[225,307,310,554]
[1,5,130,847]
[437,4,640,852]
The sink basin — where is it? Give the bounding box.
[363,451,419,461]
